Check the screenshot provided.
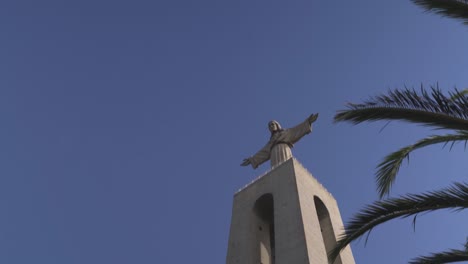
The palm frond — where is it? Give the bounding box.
[376,131,468,198]
[451,89,468,100]
[329,182,468,262]
[409,248,468,263]
[412,0,468,25]
[334,87,468,131]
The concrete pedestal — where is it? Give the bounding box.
[226,158,355,264]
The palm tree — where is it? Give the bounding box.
[336,88,468,198]
[330,87,468,263]
[411,0,468,25]
[328,1,468,262]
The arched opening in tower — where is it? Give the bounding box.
[314,196,342,264]
[253,193,275,264]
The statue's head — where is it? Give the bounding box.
[268,120,282,133]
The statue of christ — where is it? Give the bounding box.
[241,113,318,169]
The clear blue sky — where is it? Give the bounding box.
[2,0,467,263]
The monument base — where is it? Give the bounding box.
[226,158,354,264]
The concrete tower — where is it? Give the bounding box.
[226,158,355,264]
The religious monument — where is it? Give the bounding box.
[226,114,355,264]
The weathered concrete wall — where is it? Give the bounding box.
[226,158,355,264]
[293,159,355,264]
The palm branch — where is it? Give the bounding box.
[412,0,468,25]
[451,89,468,100]
[409,248,468,263]
[376,131,468,198]
[329,182,468,262]
[334,87,468,131]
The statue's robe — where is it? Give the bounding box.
[249,118,312,169]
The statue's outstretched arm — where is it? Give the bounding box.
[307,113,319,124]
[241,143,271,169]
[240,158,251,166]
[285,113,319,145]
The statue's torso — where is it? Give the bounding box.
[270,143,292,168]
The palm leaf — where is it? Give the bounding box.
[334,87,468,131]
[377,131,468,198]
[451,89,468,100]
[329,182,468,262]
[412,0,468,25]
[409,248,468,263]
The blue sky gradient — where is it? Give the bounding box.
[1,0,468,263]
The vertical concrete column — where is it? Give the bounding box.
[226,158,355,264]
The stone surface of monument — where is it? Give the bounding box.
[228,116,354,264]
[227,159,355,264]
